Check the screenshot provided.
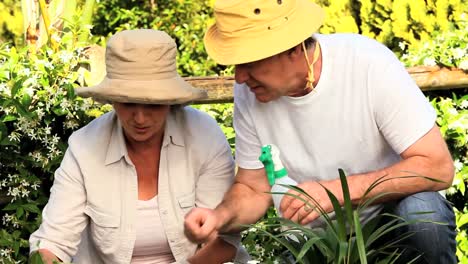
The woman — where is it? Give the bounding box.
[29,29,245,263]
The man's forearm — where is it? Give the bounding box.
[345,154,454,206]
[188,237,237,264]
[215,182,272,233]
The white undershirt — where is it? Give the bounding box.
[131,196,176,263]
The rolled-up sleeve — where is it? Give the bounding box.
[193,116,241,248]
[29,147,88,262]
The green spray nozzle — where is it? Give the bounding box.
[259,144,288,186]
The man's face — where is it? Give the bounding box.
[234,53,300,103]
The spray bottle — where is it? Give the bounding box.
[259,144,298,216]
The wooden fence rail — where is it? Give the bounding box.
[83,46,468,104]
[183,66,468,104]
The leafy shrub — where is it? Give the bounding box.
[399,19,468,262]
[400,17,468,69]
[317,0,468,53]
[0,26,107,263]
[92,0,227,77]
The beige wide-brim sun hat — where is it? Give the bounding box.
[204,0,325,65]
[76,29,207,104]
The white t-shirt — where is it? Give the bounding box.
[234,33,436,225]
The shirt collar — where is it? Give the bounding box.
[104,113,128,165]
[104,109,186,165]
[163,108,185,148]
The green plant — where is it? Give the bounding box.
[246,169,444,263]
[400,16,468,69]
[91,0,227,77]
[399,21,468,262]
[0,22,108,263]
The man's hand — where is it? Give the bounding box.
[184,207,220,244]
[280,180,343,225]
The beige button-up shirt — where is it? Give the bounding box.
[30,107,242,263]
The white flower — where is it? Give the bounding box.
[8,131,21,142]
[0,247,13,257]
[23,86,35,97]
[454,160,463,171]
[0,83,8,94]
[0,179,7,188]
[7,187,20,201]
[51,135,60,144]
[452,48,466,60]
[44,60,54,69]
[64,120,79,129]
[460,100,468,109]
[44,125,51,135]
[59,51,73,63]
[2,213,12,225]
[31,182,40,190]
[51,33,61,43]
[398,42,406,51]
[18,67,31,77]
[35,108,45,120]
[423,57,437,66]
[459,58,468,71]
[21,189,30,198]
[60,99,71,109]
[448,120,466,130]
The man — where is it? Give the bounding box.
[184,0,457,263]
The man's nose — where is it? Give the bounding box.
[133,106,146,124]
[234,65,250,84]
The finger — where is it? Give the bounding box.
[279,190,301,215]
[184,210,208,241]
[282,196,305,220]
[184,209,215,243]
[290,203,316,224]
[300,210,320,225]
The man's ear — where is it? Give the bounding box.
[287,43,303,61]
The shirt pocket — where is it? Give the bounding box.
[177,191,195,216]
[84,204,120,253]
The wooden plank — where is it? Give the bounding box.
[407,66,468,91]
[185,66,468,104]
[83,47,468,104]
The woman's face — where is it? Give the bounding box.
[113,102,170,144]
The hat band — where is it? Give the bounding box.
[106,70,177,81]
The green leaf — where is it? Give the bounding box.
[338,168,355,226]
[16,207,24,218]
[324,187,346,241]
[2,114,17,122]
[22,203,42,214]
[0,120,7,140]
[3,203,19,211]
[29,251,46,264]
[11,78,24,97]
[296,237,322,261]
[353,210,367,264]
[21,93,32,108]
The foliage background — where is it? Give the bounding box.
[0,0,467,263]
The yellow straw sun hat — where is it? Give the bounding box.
[204,0,325,65]
[76,29,207,104]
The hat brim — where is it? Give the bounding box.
[75,75,207,105]
[204,0,325,65]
